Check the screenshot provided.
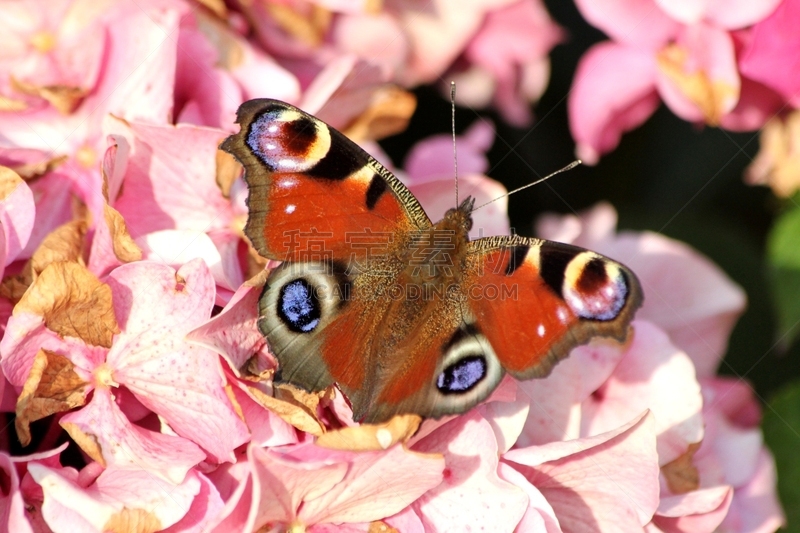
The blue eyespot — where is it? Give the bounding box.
[436,356,487,394]
[278,279,321,333]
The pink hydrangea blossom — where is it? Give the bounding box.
[569,0,792,163]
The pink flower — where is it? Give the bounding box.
[209,442,444,531]
[569,0,788,163]
[451,0,563,126]
[0,259,249,480]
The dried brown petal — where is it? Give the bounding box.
[10,77,88,115]
[661,441,701,494]
[103,508,162,533]
[4,155,67,181]
[247,382,325,436]
[369,521,399,533]
[343,87,417,142]
[15,261,119,347]
[104,205,142,262]
[29,220,88,279]
[316,413,421,451]
[0,166,24,199]
[215,148,242,199]
[15,350,88,446]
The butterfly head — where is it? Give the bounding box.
[440,196,475,236]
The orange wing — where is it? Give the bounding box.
[463,236,643,380]
[221,99,430,263]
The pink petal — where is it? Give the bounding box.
[300,445,444,525]
[738,0,800,106]
[229,376,298,447]
[655,23,740,124]
[615,232,745,376]
[333,13,409,78]
[106,259,215,334]
[718,77,784,132]
[516,338,625,447]
[107,118,235,238]
[0,170,35,269]
[29,463,201,532]
[161,472,224,533]
[136,229,243,297]
[568,42,660,165]
[397,0,522,86]
[174,22,242,129]
[60,388,205,484]
[0,452,34,533]
[574,0,679,48]
[460,0,563,126]
[477,379,530,453]
[652,486,732,533]
[404,120,495,183]
[497,462,563,532]
[249,445,348,527]
[186,283,272,373]
[106,260,249,462]
[384,506,426,533]
[409,174,510,238]
[413,411,528,532]
[719,450,785,533]
[582,320,704,465]
[506,411,660,531]
[655,0,782,28]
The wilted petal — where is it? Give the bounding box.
[568,42,660,165]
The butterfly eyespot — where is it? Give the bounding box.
[278,279,321,333]
[436,355,487,394]
[247,108,331,172]
[563,254,628,321]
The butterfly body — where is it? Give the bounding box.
[222,99,643,423]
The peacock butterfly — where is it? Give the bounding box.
[221,99,643,424]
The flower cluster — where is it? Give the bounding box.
[0,0,786,531]
[568,0,800,164]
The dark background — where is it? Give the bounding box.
[380,0,800,402]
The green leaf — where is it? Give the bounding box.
[767,204,800,348]
[763,379,800,531]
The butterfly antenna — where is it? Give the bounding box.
[471,160,583,213]
[451,81,459,208]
